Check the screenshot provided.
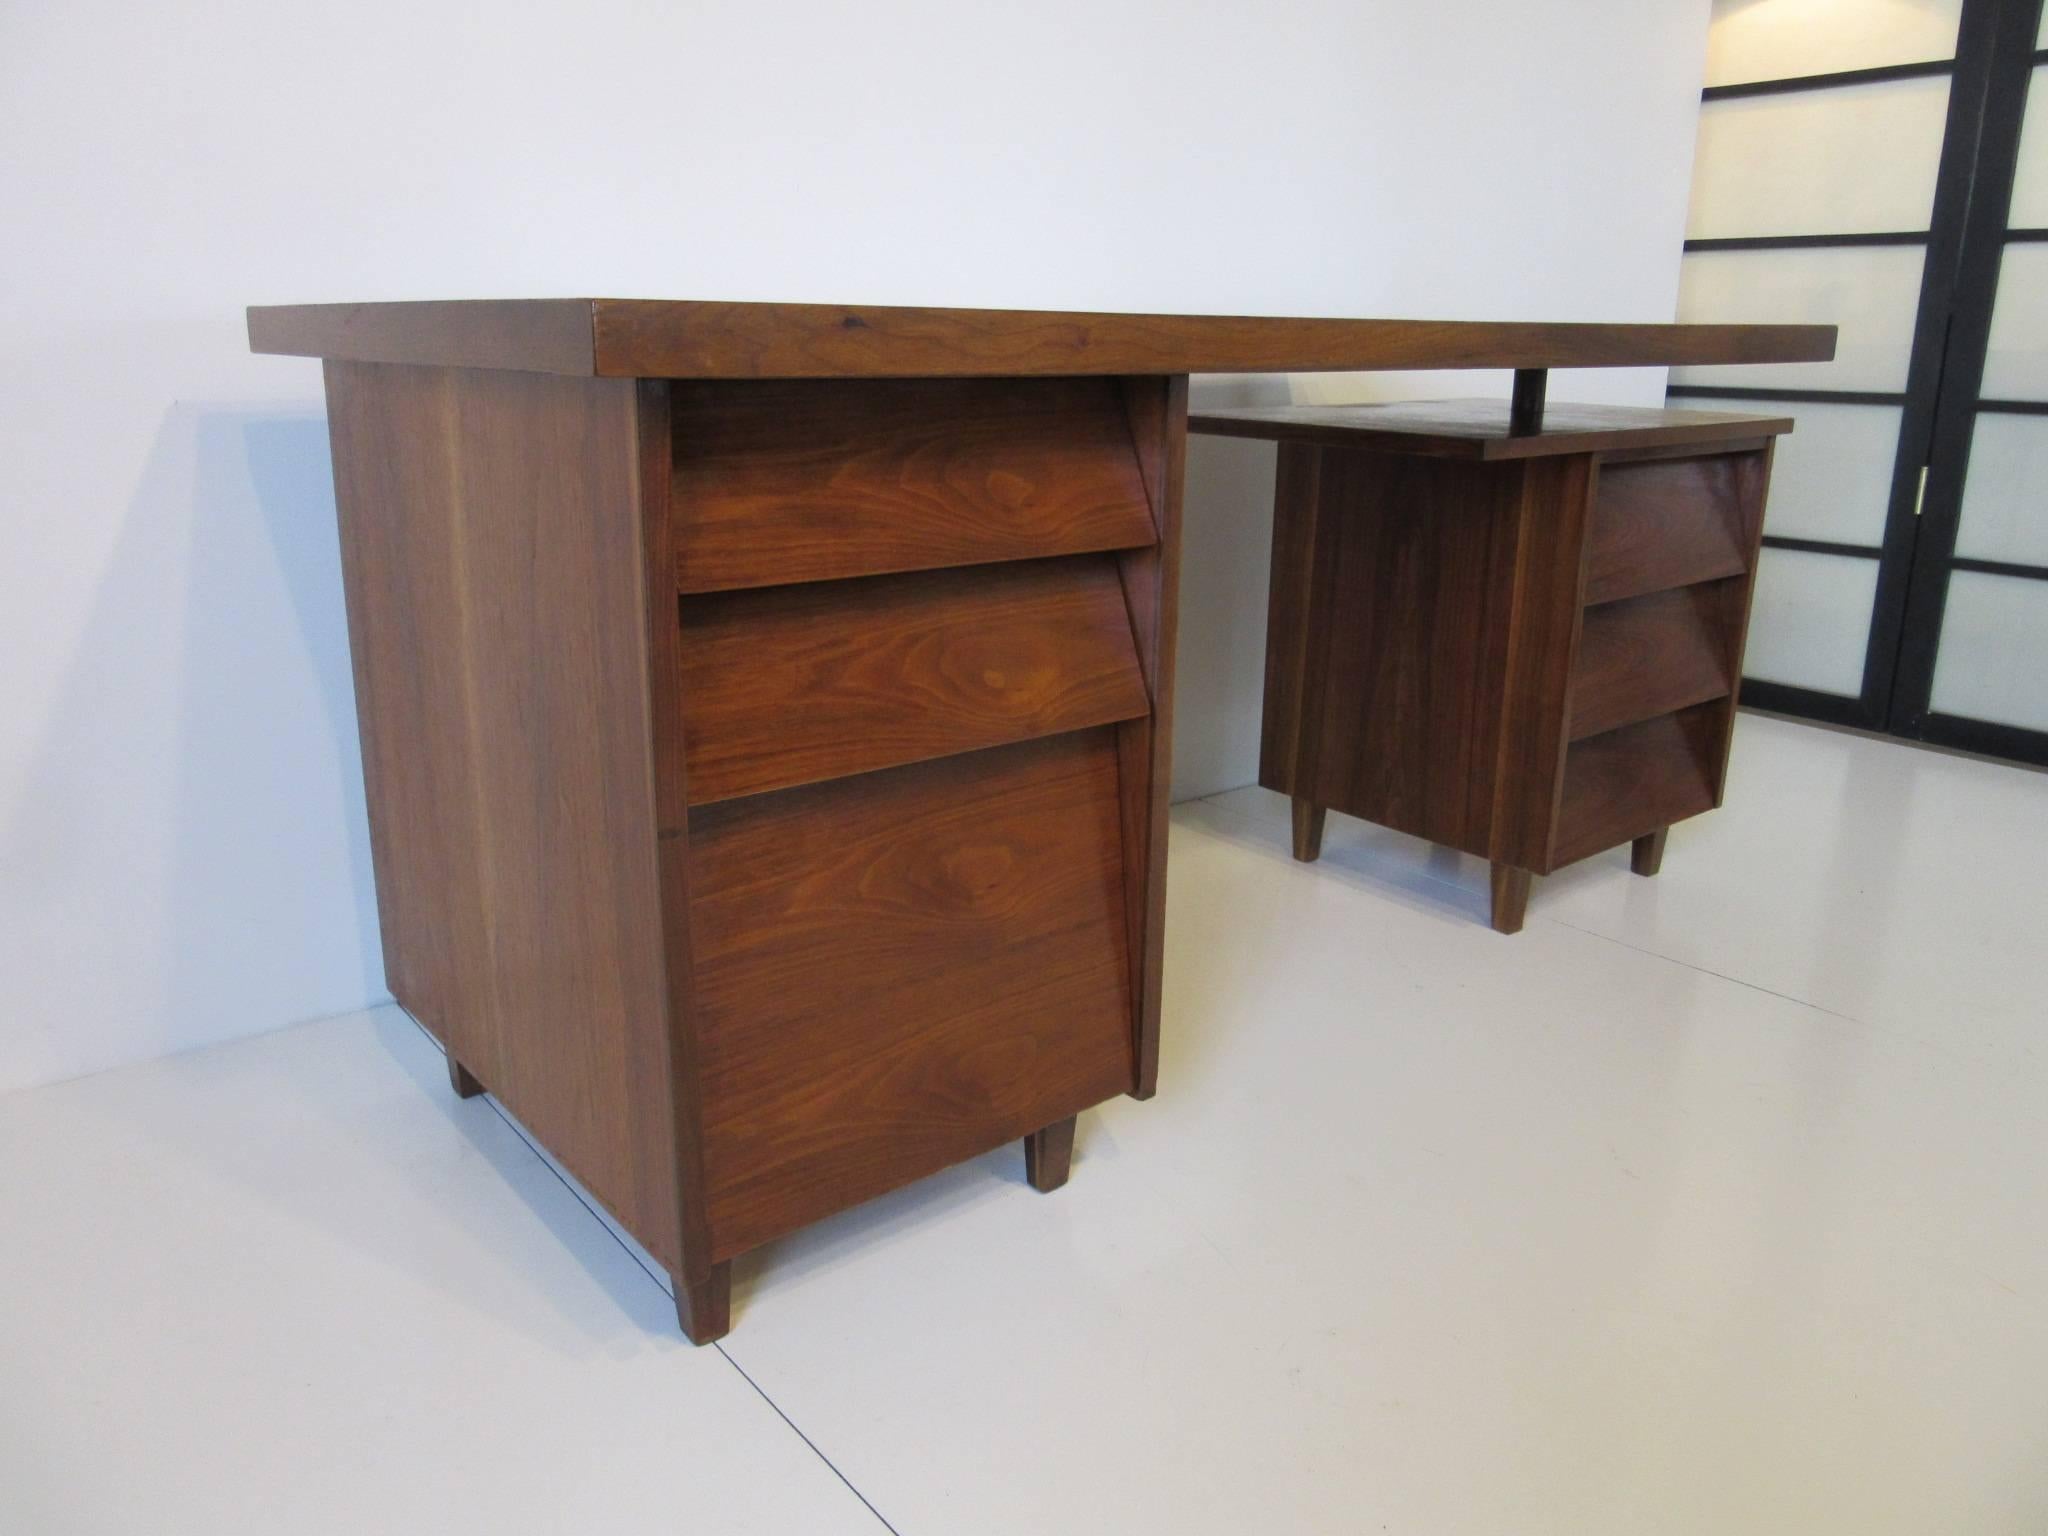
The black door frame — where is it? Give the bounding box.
[1668,0,2048,766]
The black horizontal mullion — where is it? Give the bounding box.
[1702,58,1954,102]
[1950,555,2048,581]
[2007,229,2048,242]
[1667,384,1908,407]
[1685,231,1930,252]
[1977,398,2048,414]
[1737,680,1876,728]
[1763,535,1885,559]
[1917,712,2048,768]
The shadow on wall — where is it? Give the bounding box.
[2,405,384,1092]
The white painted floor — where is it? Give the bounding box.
[4,714,2045,1534]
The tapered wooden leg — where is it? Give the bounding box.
[1024,1115,1077,1192]
[674,1261,731,1345]
[1291,798,1326,862]
[447,1054,484,1098]
[1489,863,1532,935]
[1631,827,1668,877]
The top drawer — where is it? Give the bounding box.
[1584,452,1764,607]
[670,377,1160,592]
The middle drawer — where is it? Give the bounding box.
[680,554,1151,804]
[1569,580,1739,742]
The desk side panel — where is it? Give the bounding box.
[323,361,683,1269]
[1271,450,1525,857]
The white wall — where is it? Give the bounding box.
[0,0,1711,1093]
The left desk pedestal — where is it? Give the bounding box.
[324,364,1184,1340]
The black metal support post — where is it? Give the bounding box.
[1508,368,1548,435]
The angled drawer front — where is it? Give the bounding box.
[1585,454,1753,606]
[688,729,1136,1260]
[670,377,1159,592]
[1551,703,1721,869]
[679,554,1149,804]
[1569,581,1737,741]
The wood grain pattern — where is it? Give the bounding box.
[248,299,1839,379]
[1265,449,1526,860]
[1112,376,1186,1100]
[687,731,1135,1261]
[1258,443,1332,794]
[678,556,1148,804]
[253,300,600,374]
[1569,583,1736,742]
[669,378,1156,591]
[629,379,726,1342]
[1552,705,1721,869]
[1251,403,1791,921]
[1489,864,1533,935]
[1584,455,1751,606]
[1191,400,1793,460]
[1486,457,1594,874]
[322,361,685,1271]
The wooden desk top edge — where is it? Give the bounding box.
[245,299,1837,380]
[1188,400,1798,460]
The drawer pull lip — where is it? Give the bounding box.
[680,555,1151,805]
[1584,455,1754,607]
[1569,582,1737,742]
[670,377,1158,593]
[1551,704,1721,870]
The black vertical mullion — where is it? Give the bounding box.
[1855,0,2020,729]
[1887,0,2047,737]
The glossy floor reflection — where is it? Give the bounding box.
[4,714,2043,1533]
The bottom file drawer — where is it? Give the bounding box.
[686,727,1137,1260]
[1551,703,1722,869]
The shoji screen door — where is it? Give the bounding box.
[1673,0,2048,766]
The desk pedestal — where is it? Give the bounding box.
[325,364,1183,1339]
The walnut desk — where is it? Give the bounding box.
[247,301,1833,1340]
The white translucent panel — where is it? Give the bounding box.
[1743,548,1878,696]
[1748,399,1903,544]
[1954,414,2048,565]
[1980,245,2048,399]
[2010,75,2048,228]
[1705,0,1961,86]
[1930,572,2048,729]
[1671,246,1926,391]
[1688,78,1949,239]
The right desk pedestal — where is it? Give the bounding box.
[1239,402,1789,933]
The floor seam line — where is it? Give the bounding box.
[403,1006,903,1534]
[1541,917,1869,1024]
[398,1007,674,1290]
[716,1345,906,1536]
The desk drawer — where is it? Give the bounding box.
[1584,454,1753,606]
[679,554,1149,804]
[671,377,1159,592]
[1569,582,1736,741]
[688,728,1136,1259]
[1551,703,1720,868]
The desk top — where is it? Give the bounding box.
[1189,400,1796,460]
[245,299,1836,380]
